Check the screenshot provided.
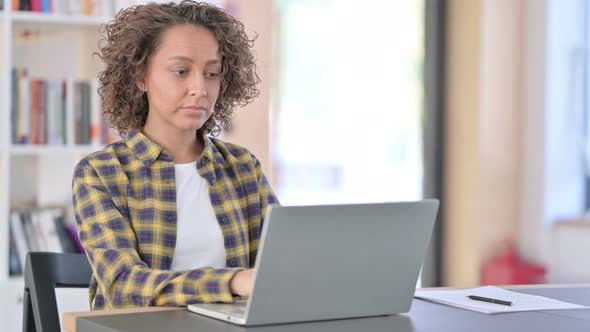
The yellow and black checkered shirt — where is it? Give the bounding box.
[72,130,278,309]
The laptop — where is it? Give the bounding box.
[188,200,439,326]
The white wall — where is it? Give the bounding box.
[520,0,588,282]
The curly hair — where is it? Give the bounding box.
[96,0,260,137]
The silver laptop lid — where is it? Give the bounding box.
[245,200,439,325]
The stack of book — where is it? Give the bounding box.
[8,207,83,276]
[73,80,114,145]
[11,68,116,146]
[11,68,67,145]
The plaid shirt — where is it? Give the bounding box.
[72,130,278,310]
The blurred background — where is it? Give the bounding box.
[1,0,590,330]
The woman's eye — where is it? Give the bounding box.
[206,72,220,79]
[173,69,189,76]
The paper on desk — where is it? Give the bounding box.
[414,286,589,314]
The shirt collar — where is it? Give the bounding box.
[125,129,221,166]
[199,133,226,167]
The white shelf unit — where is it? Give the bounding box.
[12,11,110,26]
[1,6,108,277]
[0,3,112,329]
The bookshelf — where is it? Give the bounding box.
[0,1,122,329]
[1,5,109,276]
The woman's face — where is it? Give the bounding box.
[139,24,222,134]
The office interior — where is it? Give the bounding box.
[1,0,589,331]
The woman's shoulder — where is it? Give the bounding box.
[74,140,131,173]
[208,137,261,166]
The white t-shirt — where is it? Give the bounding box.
[170,161,226,271]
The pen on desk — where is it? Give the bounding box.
[467,295,512,306]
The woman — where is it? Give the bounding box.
[72,0,278,310]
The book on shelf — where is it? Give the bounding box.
[9,207,82,275]
[65,222,85,254]
[8,223,23,276]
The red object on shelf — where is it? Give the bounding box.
[481,242,546,285]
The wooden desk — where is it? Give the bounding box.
[63,284,590,332]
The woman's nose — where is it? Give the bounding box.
[189,74,207,97]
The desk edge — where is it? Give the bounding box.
[63,307,183,332]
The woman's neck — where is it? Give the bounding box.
[141,126,204,164]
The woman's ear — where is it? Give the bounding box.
[136,80,146,92]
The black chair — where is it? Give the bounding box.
[22,252,92,332]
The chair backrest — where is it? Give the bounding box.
[22,252,92,332]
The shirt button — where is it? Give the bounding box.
[229,258,237,266]
[221,217,229,224]
[209,179,216,185]
[167,215,173,221]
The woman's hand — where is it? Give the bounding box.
[229,268,255,297]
